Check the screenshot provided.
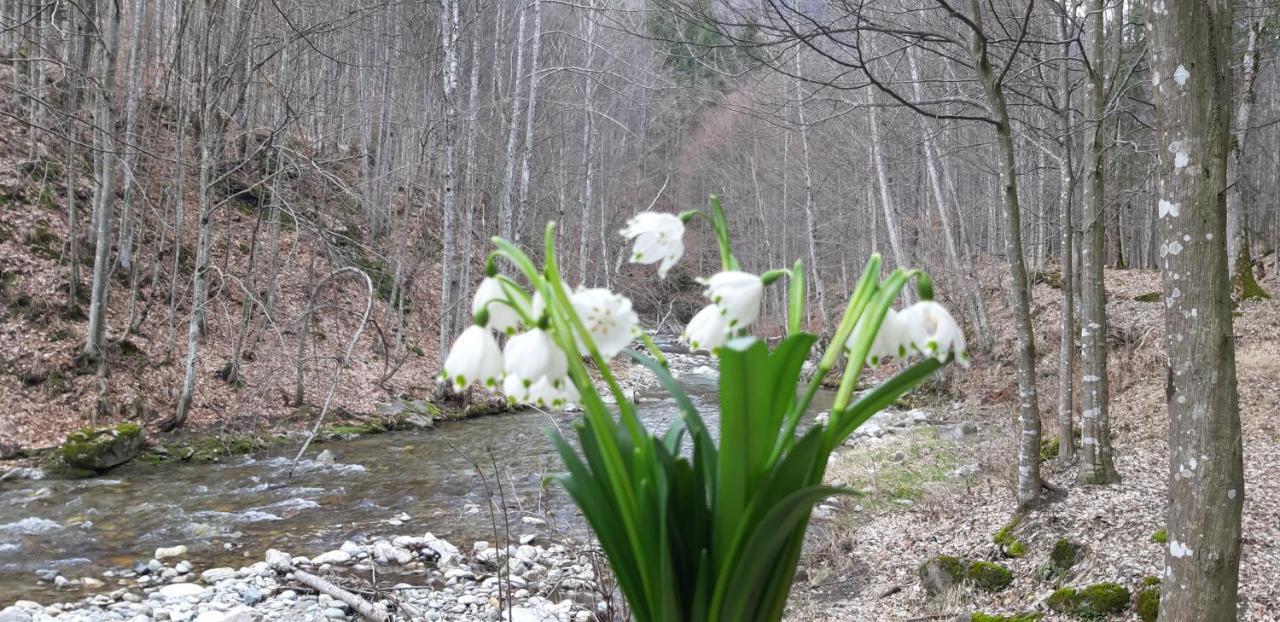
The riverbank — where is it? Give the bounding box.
[0,531,606,622]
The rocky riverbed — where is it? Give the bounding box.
[0,531,605,622]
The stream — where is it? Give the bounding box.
[0,354,837,605]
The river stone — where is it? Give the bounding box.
[155,545,188,560]
[60,424,145,471]
[0,607,33,622]
[200,567,236,584]
[314,450,335,465]
[157,583,207,599]
[312,550,352,565]
[265,549,293,571]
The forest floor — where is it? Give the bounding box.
[789,268,1280,621]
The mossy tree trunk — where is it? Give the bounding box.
[1149,1,1245,619]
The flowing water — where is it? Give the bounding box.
[0,358,834,604]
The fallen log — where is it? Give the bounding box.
[266,549,389,621]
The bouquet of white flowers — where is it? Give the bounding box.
[441,196,967,621]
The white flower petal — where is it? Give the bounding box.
[571,287,639,358]
[503,328,569,382]
[899,301,968,366]
[847,308,910,366]
[472,277,523,334]
[681,304,731,353]
[700,271,764,329]
[441,325,504,391]
[621,212,685,279]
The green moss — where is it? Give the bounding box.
[1133,292,1161,303]
[1151,529,1168,544]
[1136,581,1160,622]
[1039,437,1059,462]
[1232,243,1270,301]
[1050,539,1082,572]
[59,424,145,471]
[972,613,1042,622]
[993,515,1026,558]
[918,555,967,596]
[1031,269,1063,289]
[967,561,1013,592]
[1048,583,1131,619]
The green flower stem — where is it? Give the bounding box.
[769,256,881,464]
[707,194,740,272]
[541,223,645,444]
[494,275,534,325]
[787,260,806,336]
[637,332,668,368]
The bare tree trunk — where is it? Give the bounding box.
[84,0,121,362]
[1078,0,1120,485]
[577,0,597,286]
[514,0,542,241]
[1226,17,1265,296]
[1149,1,1244,618]
[438,0,461,357]
[793,55,828,326]
[497,0,528,240]
[1055,3,1077,466]
[968,0,1042,509]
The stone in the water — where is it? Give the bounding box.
[521,516,546,527]
[157,583,207,599]
[81,577,104,588]
[59,424,145,471]
[314,449,335,465]
[155,545,188,560]
[0,607,34,622]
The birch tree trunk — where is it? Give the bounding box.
[514,0,542,240]
[1078,0,1120,485]
[1148,1,1245,618]
[437,0,461,358]
[968,0,1042,509]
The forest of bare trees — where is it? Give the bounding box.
[1,0,1276,619]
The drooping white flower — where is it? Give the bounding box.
[440,325,504,391]
[621,212,685,278]
[899,301,969,367]
[571,287,639,358]
[700,271,764,329]
[503,372,578,409]
[503,373,532,404]
[846,308,910,366]
[503,328,569,383]
[472,277,523,334]
[681,304,731,353]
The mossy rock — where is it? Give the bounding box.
[968,561,1014,592]
[60,424,145,471]
[971,613,1043,622]
[1150,529,1168,544]
[1133,292,1161,303]
[1231,243,1270,301]
[1136,578,1160,622]
[993,515,1026,558]
[1047,582,1131,618]
[1049,539,1083,573]
[918,555,967,596]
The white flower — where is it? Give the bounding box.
[440,325,503,391]
[846,308,910,366]
[472,277,523,334]
[571,287,639,358]
[621,212,685,278]
[503,373,578,409]
[899,301,969,367]
[681,304,731,353]
[700,271,764,329]
[503,328,569,382]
